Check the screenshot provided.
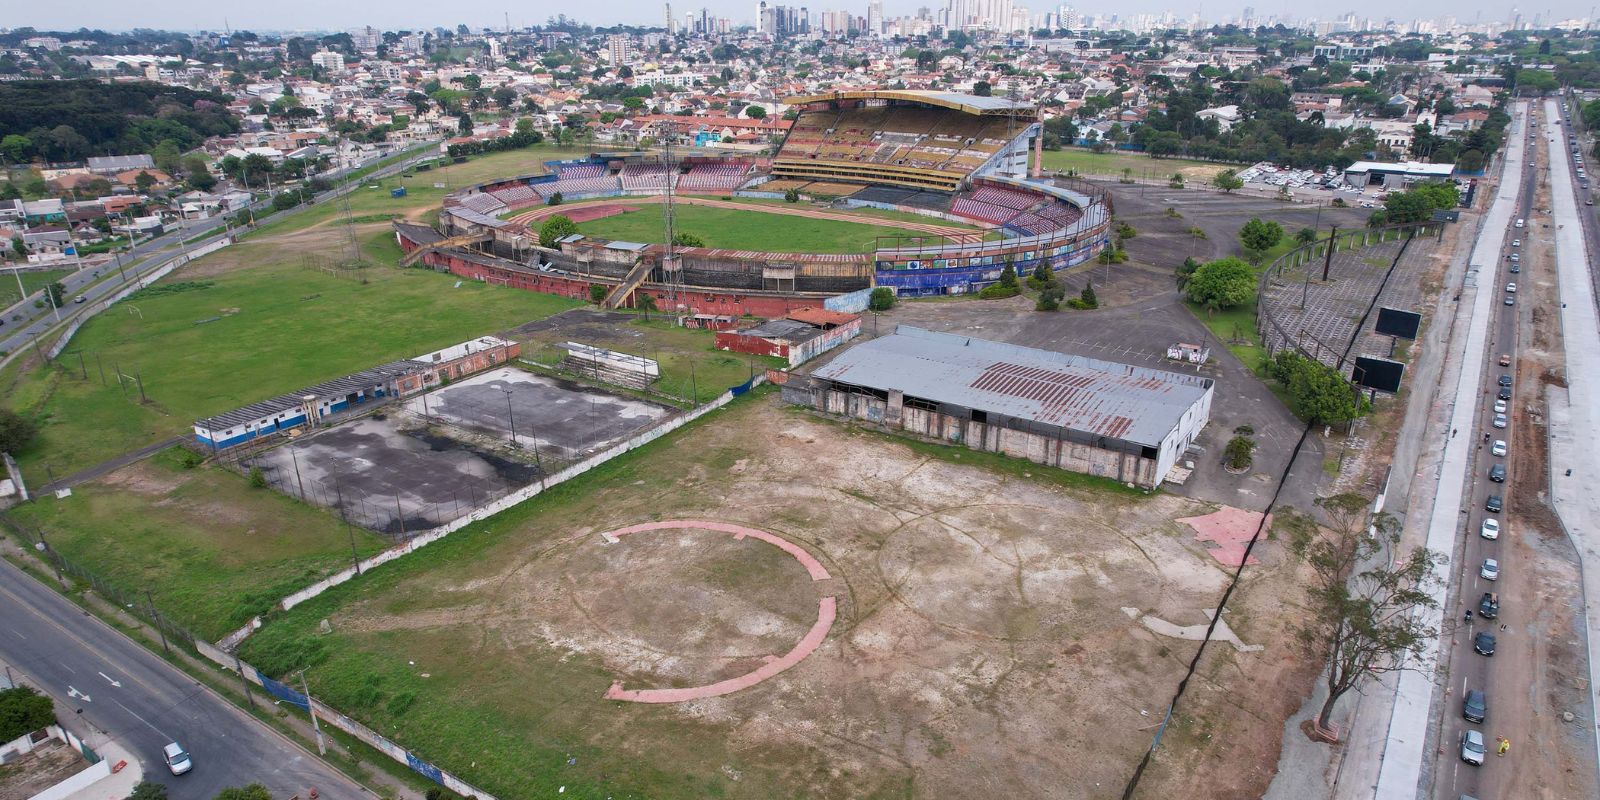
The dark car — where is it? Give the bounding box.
[1489,464,1506,482]
[1474,632,1497,656]
[1511,263,1521,273]
[1486,495,1503,512]
[1479,592,1499,619]
[1498,386,1513,401]
[1463,689,1487,723]
[1499,374,1513,387]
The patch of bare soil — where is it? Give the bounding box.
[335,396,1315,799]
[0,740,87,800]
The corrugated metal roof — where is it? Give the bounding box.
[197,361,421,431]
[811,326,1211,447]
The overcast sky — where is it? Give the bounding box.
[7,1,1594,34]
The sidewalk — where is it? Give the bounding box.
[63,740,143,800]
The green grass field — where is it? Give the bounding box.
[7,229,580,481]
[5,447,387,640]
[0,268,71,311]
[1038,148,1237,182]
[576,204,912,253]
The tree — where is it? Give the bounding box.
[1079,281,1098,308]
[538,215,578,248]
[10,237,25,259]
[998,263,1018,289]
[1267,351,1365,425]
[867,287,896,312]
[973,80,992,96]
[1214,169,1244,193]
[134,171,158,193]
[783,188,800,203]
[1239,217,1284,262]
[0,686,55,742]
[546,191,564,206]
[1224,435,1253,470]
[1280,494,1439,736]
[1036,280,1065,311]
[0,408,39,455]
[128,781,169,800]
[1296,227,1318,245]
[745,105,766,119]
[1,134,33,163]
[1183,257,1255,313]
[46,281,65,308]
[636,291,657,320]
[1174,256,1200,289]
[213,784,273,800]
[672,232,705,248]
[457,113,473,136]
[589,284,607,304]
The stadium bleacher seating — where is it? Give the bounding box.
[457,193,508,215]
[488,185,544,209]
[772,104,1024,191]
[620,163,671,192]
[558,164,606,179]
[677,162,752,193]
[950,197,1021,225]
[542,174,622,197]
[969,186,1039,211]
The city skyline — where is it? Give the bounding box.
[5,0,1595,34]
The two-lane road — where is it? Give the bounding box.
[0,557,370,800]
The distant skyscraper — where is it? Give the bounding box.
[666,2,676,34]
[868,0,884,34]
[608,34,631,65]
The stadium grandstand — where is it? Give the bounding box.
[771,90,1036,192]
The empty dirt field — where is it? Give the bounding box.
[240,392,1317,800]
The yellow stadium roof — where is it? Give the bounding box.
[781,89,1035,116]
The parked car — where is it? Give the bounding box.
[1495,399,1509,414]
[1510,263,1521,273]
[1474,631,1497,656]
[1463,689,1487,723]
[1461,729,1487,765]
[1499,374,1513,386]
[1487,494,1503,512]
[1505,295,1515,306]
[1493,413,1508,428]
[1489,464,1506,482]
[1481,518,1500,539]
[1500,353,1513,366]
[1498,386,1513,401]
[1479,592,1500,619]
[1512,239,1521,247]
[1506,282,1518,293]
[1509,253,1519,262]
[163,742,192,776]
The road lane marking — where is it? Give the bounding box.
[59,661,75,673]
[99,671,122,687]
[112,697,170,740]
[67,685,91,703]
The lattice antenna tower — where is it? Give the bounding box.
[660,133,685,314]
[336,134,365,267]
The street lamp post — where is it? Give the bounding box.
[502,388,519,446]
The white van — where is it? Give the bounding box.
[1515,218,1525,228]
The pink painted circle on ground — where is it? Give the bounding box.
[596,520,836,704]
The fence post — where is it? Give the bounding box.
[146,590,169,654]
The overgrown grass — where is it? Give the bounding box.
[576,203,914,253]
[0,268,70,310]
[520,315,783,404]
[7,232,580,479]
[4,447,386,640]
[1039,148,1237,181]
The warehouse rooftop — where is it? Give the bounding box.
[811,326,1213,447]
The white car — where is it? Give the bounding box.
[1481,558,1500,581]
[1481,518,1500,539]
[1512,239,1522,247]
[1494,399,1509,414]
[1492,439,1507,456]
[1493,413,1508,428]
[163,742,192,776]
[1506,282,1518,293]
[1462,729,1486,765]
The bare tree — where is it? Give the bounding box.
[1278,493,1441,738]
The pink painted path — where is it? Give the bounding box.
[562,203,640,223]
[1178,507,1270,567]
[597,520,836,703]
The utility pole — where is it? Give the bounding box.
[145,590,169,654]
[1322,225,1338,282]
[298,670,327,755]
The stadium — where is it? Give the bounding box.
[395,90,1112,316]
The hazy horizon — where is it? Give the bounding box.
[5,1,1595,35]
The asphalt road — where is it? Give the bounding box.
[0,144,439,358]
[0,557,371,800]
[1430,102,1546,800]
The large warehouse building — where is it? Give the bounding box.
[782,327,1213,487]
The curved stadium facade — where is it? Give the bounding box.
[395,90,1112,317]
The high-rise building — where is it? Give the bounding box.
[608,34,631,65]
[666,2,676,34]
[311,50,344,72]
[868,0,884,34]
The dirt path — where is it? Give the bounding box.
[506,195,985,240]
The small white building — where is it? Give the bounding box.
[1342,160,1457,189]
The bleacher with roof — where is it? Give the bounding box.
[772,90,1034,193]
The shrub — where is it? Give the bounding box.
[867,287,895,311]
[247,467,267,488]
[588,284,607,304]
[1115,221,1138,239]
[0,686,55,742]
[1165,207,1183,218]
[1036,280,1065,311]
[978,283,1021,300]
[1225,435,1254,470]
[1079,282,1098,308]
[546,191,564,206]
[0,408,38,455]
[783,188,800,203]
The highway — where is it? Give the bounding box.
[0,556,371,799]
[0,143,439,360]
